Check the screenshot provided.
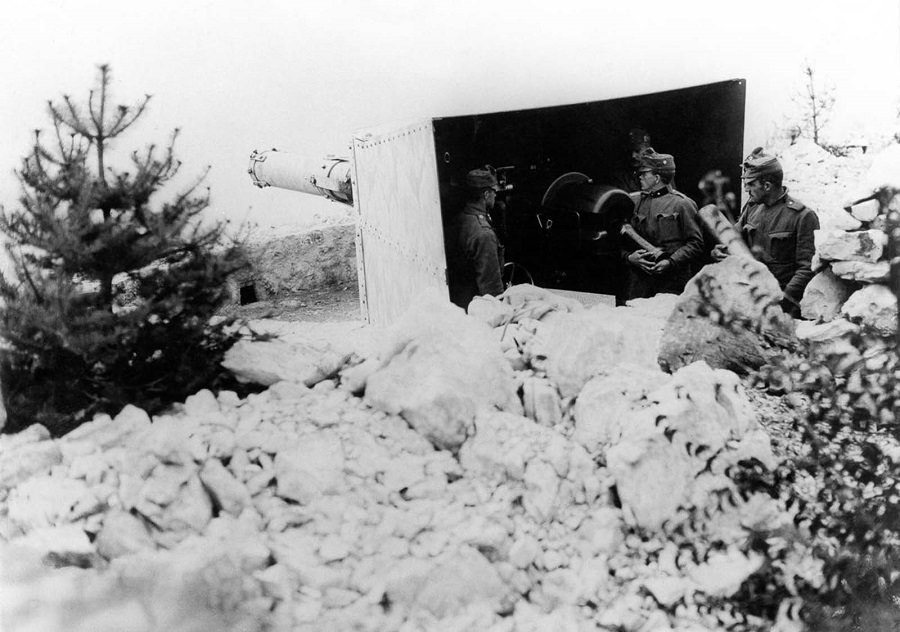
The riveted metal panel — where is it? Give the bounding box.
[351,119,447,325]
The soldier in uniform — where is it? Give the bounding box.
[445,168,505,310]
[622,149,704,299]
[713,147,820,317]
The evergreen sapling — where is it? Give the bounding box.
[0,64,249,435]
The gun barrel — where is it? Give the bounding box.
[248,149,353,206]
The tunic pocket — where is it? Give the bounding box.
[655,212,681,244]
[769,231,794,262]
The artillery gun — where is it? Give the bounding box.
[249,79,746,325]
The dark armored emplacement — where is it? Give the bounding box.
[250,79,746,322]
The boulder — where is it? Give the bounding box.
[520,376,562,427]
[274,430,346,504]
[848,198,880,222]
[800,268,852,322]
[60,406,151,460]
[528,306,659,399]
[10,524,95,560]
[223,338,350,387]
[364,292,519,450]
[624,293,680,320]
[658,256,795,374]
[0,426,62,494]
[572,364,667,452]
[467,294,515,327]
[815,228,886,263]
[384,546,512,618]
[458,410,599,521]
[95,509,156,559]
[686,547,764,598]
[841,284,898,336]
[499,284,584,321]
[831,260,890,283]
[199,459,253,515]
[606,362,760,532]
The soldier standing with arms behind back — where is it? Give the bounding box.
[712,147,820,317]
[445,168,505,310]
[622,149,704,300]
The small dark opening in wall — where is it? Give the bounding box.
[239,284,258,305]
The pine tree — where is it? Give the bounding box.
[794,61,836,148]
[0,64,249,435]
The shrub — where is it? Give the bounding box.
[0,65,248,435]
[751,331,900,631]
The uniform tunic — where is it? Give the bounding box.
[737,189,819,316]
[445,201,504,310]
[623,186,704,299]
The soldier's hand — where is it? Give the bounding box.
[627,249,650,268]
[649,258,673,275]
[710,244,729,262]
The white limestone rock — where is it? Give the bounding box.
[274,430,346,504]
[0,428,62,494]
[800,268,853,322]
[815,228,886,262]
[6,474,98,533]
[364,292,519,450]
[458,410,599,521]
[831,260,890,283]
[223,338,350,387]
[625,293,680,320]
[607,432,694,531]
[95,509,156,559]
[841,284,898,336]
[687,548,764,598]
[652,362,756,450]
[199,458,253,515]
[572,364,667,452]
[658,256,794,374]
[527,308,628,399]
[643,575,689,607]
[467,294,515,327]
[574,507,624,558]
[848,198,880,222]
[384,546,512,618]
[136,415,195,466]
[509,534,541,569]
[61,406,151,459]
[153,474,214,536]
[500,284,585,320]
[606,362,758,531]
[520,376,562,427]
[10,524,95,560]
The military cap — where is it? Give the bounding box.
[636,149,676,173]
[741,147,783,181]
[465,168,499,190]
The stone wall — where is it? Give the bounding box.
[799,144,900,336]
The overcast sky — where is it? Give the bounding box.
[2,0,899,232]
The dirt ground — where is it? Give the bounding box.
[220,284,362,323]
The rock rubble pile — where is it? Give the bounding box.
[2,287,806,632]
[785,141,900,336]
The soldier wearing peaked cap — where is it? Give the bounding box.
[444,168,505,310]
[718,147,820,317]
[621,149,704,299]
